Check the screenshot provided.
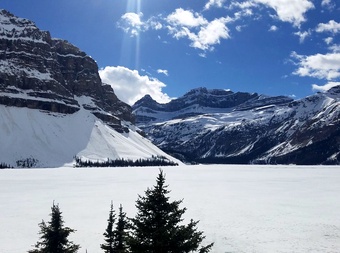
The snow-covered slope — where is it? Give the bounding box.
[133,87,340,165]
[0,101,179,167]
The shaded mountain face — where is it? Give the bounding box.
[133,87,340,165]
[0,9,133,129]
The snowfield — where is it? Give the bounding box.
[1,165,340,253]
[0,104,180,167]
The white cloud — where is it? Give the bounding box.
[229,1,258,9]
[235,25,244,32]
[254,0,314,27]
[291,52,340,80]
[117,12,145,36]
[321,0,335,10]
[99,66,171,105]
[324,37,333,45]
[117,13,163,36]
[294,30,311,43]
[204,0,226,10]
[329,44,340,53]
[312,81,340,92]
[321,0,331,6]
[157,69,169,76]
[166,8,208,28]
[190,17,230,50]
[316,20,340,34]
[269,25,278,32]
[166,9,231,51]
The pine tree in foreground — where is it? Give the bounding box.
[28,202,80,253]
[101,202,116,253]
[128,169,214,253]
[115,204,129,253]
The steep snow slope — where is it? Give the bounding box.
[0,102,179,167]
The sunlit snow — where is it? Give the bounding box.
[0,104,178,167]
[0,165,339,253]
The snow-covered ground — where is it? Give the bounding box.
[1,165,339,253]
[0,104,180,167]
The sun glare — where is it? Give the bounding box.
[120,0,142,69]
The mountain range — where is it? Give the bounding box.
[0,9,339,167]
[133,87,340,165]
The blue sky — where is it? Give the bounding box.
[1,0,339,104]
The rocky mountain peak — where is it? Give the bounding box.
[183,87,233,97]
[0,9,134,127]
[133,86,339,165]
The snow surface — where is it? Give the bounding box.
[0,104,178,167]
[1,165,339,253]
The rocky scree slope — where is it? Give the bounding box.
[133,87,340,165]
[0,10,178,167]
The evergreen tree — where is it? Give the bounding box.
[28,202,80,253]
[101,202,116,253]
[128,169,213,253]
[115,204,128,253]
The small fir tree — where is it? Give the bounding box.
[114,204,128,253]
[101,202,116,253]
[28,202,80,253]
[128,169,213,253]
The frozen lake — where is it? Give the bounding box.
[1,165,340,253]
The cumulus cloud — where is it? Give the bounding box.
[312,81,340,92]
[117,12,144,36]
[166,9,231,51]
[157,69,169,76]
[204,0,226,10]
[291,51,340,80]
[166,8,208,28]
[99,66,171,105]
[254,0,314,27]
[316,20,340,34]
[191,17,231,50]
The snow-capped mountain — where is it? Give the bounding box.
[0,9,179,167]
[133,87,340,165]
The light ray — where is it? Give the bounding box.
[119,0,142,69]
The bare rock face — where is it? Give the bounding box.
[0,9,134,126]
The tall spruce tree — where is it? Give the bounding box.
[101,202,116,253]
[28,202,80,253]
[128,169,213,253]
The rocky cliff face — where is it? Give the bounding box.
[133,87,340,165]
[0,9,133,129]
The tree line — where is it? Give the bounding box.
[74,155,178,167]
[28,170,213,253]
[0,162,12,169]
